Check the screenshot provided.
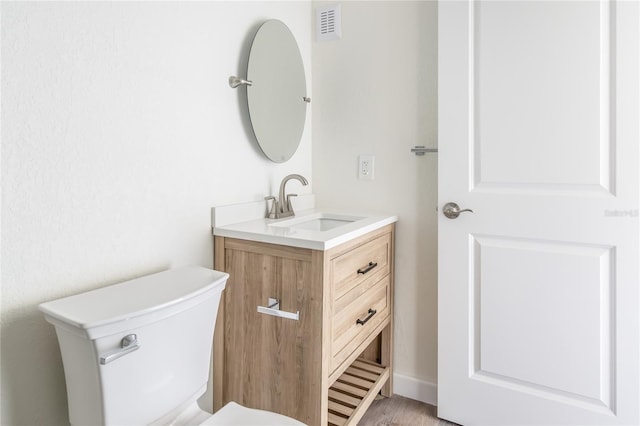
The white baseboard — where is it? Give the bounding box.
[393,373,438,406]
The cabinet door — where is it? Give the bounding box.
[222,239,324,425]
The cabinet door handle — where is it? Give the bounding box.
[257,298,300,321]
[357,261,378,275]
[356,308,377,326]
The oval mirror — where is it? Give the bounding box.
[247,20,308,163]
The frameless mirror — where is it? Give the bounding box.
[246,20,308,163]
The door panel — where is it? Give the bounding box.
[474,1,609,190]
[473,236,614,405]
[438,1,639,425]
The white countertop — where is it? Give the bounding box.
[213,208,398,250]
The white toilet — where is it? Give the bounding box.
[39,266,306,425]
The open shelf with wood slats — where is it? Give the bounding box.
[327,358,390,426]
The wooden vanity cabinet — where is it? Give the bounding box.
[213,223,395,426]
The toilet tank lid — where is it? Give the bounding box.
[38,266,228,333]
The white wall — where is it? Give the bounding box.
[0,2,312,424]
[312,0,439,402]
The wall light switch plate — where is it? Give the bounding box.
[358,155,374,181]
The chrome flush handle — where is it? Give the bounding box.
[99,334,140,365]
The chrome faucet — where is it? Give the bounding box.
[266,174,309,219]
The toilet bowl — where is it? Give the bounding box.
[39,266,306,425]
[177,401,305,426]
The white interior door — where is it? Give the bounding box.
[437,1,639,425]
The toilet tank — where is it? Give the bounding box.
[39,266,228,426]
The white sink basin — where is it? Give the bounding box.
[293,218,354,232]
[269,213,364,232]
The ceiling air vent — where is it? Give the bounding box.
[317,4,342,42]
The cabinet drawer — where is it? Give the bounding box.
[331,275,390,370]
[331,232,391,300]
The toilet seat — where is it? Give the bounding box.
[202,402,306,426]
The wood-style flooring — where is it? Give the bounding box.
[357,395,459,426]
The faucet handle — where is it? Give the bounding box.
[264,196,278,219]
[285,193,298,212]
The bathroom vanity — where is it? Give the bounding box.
[212,207,397,426]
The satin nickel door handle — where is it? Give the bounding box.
[443,202,474,219]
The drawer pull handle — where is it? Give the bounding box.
[357,261,378,275]
[356,308,377,326]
